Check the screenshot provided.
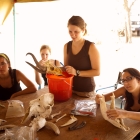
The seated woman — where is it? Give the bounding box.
[35,45,61,88]
[0,53,37,100]
[95,67,140,139]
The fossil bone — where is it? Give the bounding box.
[55,113,67,122]
[49,111,61,119]
[0,103,5,108]
[0,119,6,125]
[60,115,77,127]
[0,124,17,130]
[29,116,46,132]
[99,93,130,131]
[21,93,54,124]
[26,53,63,75]
[45,121,60,135]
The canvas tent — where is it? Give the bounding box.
[0,0,56,25]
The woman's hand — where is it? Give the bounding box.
[95,94,102,104]
[106,109,126,120]
[65,65,76,76]
[39,60,46,66]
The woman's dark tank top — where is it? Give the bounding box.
[41,60,57,86]
[41,73,48,86]
[67,40,95,92]
[124,90,140,112]
[0,69,22,100]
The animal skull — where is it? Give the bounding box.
[99,93,130,131]
[26,53,63,75]
[22,93,54,124]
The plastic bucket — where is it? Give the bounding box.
[46,72,74,101]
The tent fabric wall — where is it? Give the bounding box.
[0,0,55,25]
[16,0,55,2]
[0,0,13,25]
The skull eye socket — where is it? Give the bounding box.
[46,106,50,109]
[50,67,54,71]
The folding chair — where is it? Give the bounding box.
[96,72,125,109]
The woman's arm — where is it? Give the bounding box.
[79,43,100,77]
[10,70,37,98]
[35,70,42,85]
[106,109,140,121]
[95,86,126,104]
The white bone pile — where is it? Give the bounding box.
[99,93,130,131]
[22,93,54,123]
[21,93,60,135]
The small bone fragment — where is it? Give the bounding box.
[45,121,60,135]
[0,119,7,125]
[60,115,77,127]
[50,111,61,119]
[0,104,5,108]
[110,93,115,109]
[55,113,67,122]
[0,125,17,130]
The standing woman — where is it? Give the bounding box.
[0,53,37,101]
[35,45,61,88]
[64,15,100,98]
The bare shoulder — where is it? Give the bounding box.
[15,69,26,79]
[89,42,98,50]
[64,43,68,49]
[15,69,23,75]
[89,42,99,56]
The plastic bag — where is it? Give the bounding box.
[0,126,37,140]
[5,100,25,118]
[71,100,97,117]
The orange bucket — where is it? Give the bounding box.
[46,72,74,101]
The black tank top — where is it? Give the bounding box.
[0,69,22,101]
[67,40,95,92]
[124,90,140,112]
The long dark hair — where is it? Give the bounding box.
[0,53,14,85]
[122,68,140,109]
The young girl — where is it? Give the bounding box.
[35,45,61,88]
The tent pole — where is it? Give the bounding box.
[13,3,16,67]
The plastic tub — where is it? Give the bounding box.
[46,72,74,101]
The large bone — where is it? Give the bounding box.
[29,116,46,132]
[26,52,63,75]
[99,93,130,131]
[22,93,54,124]
[45,121,60,135]
[26,53,46,72]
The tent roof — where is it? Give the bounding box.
[0,0,56,25]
